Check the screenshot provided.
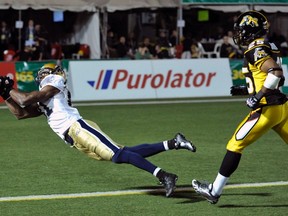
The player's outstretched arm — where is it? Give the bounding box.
[5,97,42,119]
[9,85,59,107]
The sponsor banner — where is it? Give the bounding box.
[0,62,17,103]
[281,58,288,94]
[15,61,57,92]
[152,59,231,98]
[230,59,246,86]
[69,59,232,101]
[230,59,288,94]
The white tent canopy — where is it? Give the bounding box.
[0,0,97,11]
[0,0,182,59]
[0,0,179,12]
[0,0,287,59]
[0,0,287,13]
[97,0,179,12]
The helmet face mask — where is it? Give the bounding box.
[35,64,66,84]
[35,67,54,84]
[53,65,67,81]
[233,11,269,47]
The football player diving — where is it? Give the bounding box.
[192,10,288,204]
[0,63,196,197]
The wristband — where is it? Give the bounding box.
[255,90,264,100]
[263,73,281,89]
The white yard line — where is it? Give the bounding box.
[0,98,245,109]
[0,181,287,202]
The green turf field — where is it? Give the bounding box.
[0,98,287,216]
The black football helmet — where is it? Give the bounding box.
[35,63,66,84]
[233,11,269,46]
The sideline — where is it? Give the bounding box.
[0,97,245,109]
[0,181,287,202]
[74,98,245,107]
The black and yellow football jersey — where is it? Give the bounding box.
[242,38,287,106]
[226,38,288,153]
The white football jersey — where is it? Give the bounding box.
[38,74,82,140]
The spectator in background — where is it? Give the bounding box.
[25,19,36,47]
[115,36,134,59]
[269,32,288,57]
[134,43,153,60]
[13,45,32,61]
[218,31,242,58]
[181,33,192,59]
[106,30,117,58]
[169,29,178,47]
[31,40,43,61]
[33,24,48,60]
[190,39,201,58]
[227,30,239,50]
[227,30,243,58]
[157,30,171,48]
[0,21,12,60]
[154,44,170,59]
[220,35,236,58]
[127,31,138,55]
[143,36,155,56]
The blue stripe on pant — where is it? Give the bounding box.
[78,119,120,153]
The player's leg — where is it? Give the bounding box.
[112,148,178,197]
[68,119,120,161]
[192,107,278,203]
[124,133,196,158]
[68,119,178,197]
[273,102,288,144]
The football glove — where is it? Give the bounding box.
[0,76,14,100]
[246,90,264,109]
[230,85,248,96]
[246,96,260,109]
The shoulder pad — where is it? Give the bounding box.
[247,38,265,49]
[245,43,271,65]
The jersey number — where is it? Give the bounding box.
[245,76,255,94]
[39,102,53,117]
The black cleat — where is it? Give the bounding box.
[159,173,178,197]
[174,133,196,152]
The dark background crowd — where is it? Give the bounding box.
[0,8,287,62]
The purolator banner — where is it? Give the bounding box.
[68,59,233,101]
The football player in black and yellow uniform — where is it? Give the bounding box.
[0,63,196,197]
[192,10,288,204]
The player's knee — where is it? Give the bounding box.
[112,149,130,163]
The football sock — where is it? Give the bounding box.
[155,168,166,179]
[153,167,162,177]
[212,173,229,196]
[219,150,242,177]
[112,149,157,174]
[124,142,165,157]
[167,139,176,149]
[209,150,241,196]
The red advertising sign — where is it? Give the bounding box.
[0,62,17,103]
